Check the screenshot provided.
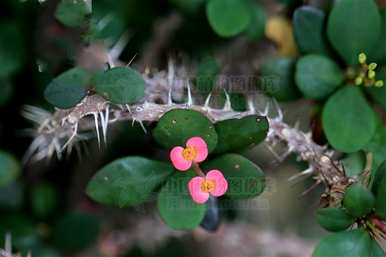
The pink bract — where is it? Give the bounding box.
[169,136,208,171]
[188,170,228,204]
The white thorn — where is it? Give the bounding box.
[187,81,193,106]
[127,54,137,67]
[99,111,107,144]
[261,102,270,116]
[132,118,136,126]
[247,96,256,114]
[61,123,78,151]
[294,121,300,130]
[110,31,131,60]
[126,104,132,114]
[105,106,110,141]
[5,233,11,253]
[93,112,101,148]
[223,90,232,111]
[204,93,212,109]
[53,138,62,160]
[265,142,281,162]
[138,120,147,134]
[272,98,283,120]
[168,87,173,106]
[168,59,175,87]
[289,167,314,182]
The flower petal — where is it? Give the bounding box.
[170,146,192,171]
[188,176,210,204]
[206,170,228,197]
[186,137,208,163]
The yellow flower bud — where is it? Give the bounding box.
[355,76,363,85]
[369,62,377,70]
[358,53,367,64]
[368,70,376,79]
[375,80,384,88]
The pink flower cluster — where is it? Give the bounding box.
[170,137,228,204]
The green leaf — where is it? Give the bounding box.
[342,152,365,177]
[203,154,265,199]
[295,55,343,99]
[0,182,23,210]
[0,79,13,106]
[259,57,300,101]
[195,56,220,95]
[370,10,386,63]
[316,207,354,232]
[0,150,20,188]
[312,229,372,257]
[53,211,99,251]
[343,183,375,218]
[293,6,330,55]
[0,21,25,77]
[322,86,377,152]
[367,68,386,110]
[157,171,207,230]
[327,0,381,65]
[44,67,89,109]
[244,3,266,41]
[372,161,386,196]
[375,171,386,219]
[214,115,268,154]
[55,0,92,28]
[86,156,173,207]
[371,240,386,257]
[169,0,205,14]
[94,67,145,104]
[206,0,252,37]
[152,109,218,152]
[31,182,58,218]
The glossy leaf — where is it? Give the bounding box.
[259,57,300,101]
[86,156,173,207]
[312,229,372,257]
[322,86,377,153]
[203,154,265,199]
[214,115,268,154]
[342,152,365,177]
[370,10,386,63]
[375,172,386,219]
[55,0,92,27]
[244,2,266,41]
[343,183,375,218]
[44,67,89,109]
[206,0,252,37]
[293,6,330,55]
[367,68,386,110]
[157,171,207,230]
[327,0,381,65]
[152,109,218,152]
[94,67,145,104]
[370,240,386,257]
[372,161,386,196]
[295,55,343,99]
[0,150,20,188]
[316,207,354,232]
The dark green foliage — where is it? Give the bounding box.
[316,207,354,232]
[343,183,375,218]
[55,0,92,27]
[0,150,20,188]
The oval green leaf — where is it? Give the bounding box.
[202,154,265,199]
[206,0,252,37]
[375,172,386,219]
[214,115,268,154]
[55,0,92,28]
[293,6,330,55]
[343,183,375,218]
[86,156,173,208]
[312,229,372,257]
[322,86,377,153]
[157,171,207,230]
[371,240,386,257]
[244,3,266,41]
[0,150,20,188]
[295,55,343,99]
[94,67,145,104]
[44,67,89,109]
[372,161,386,196]
[152,109,218,153]
[259,57,300,101]
[342,152,365,177]
[316,207,354,232]
[327,0,381,65]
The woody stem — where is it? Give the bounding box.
[192,162,205,177]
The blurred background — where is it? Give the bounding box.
[0,0,328,256]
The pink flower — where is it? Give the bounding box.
[188,170,228,204]
[170,137,208,171]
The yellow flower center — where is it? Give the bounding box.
[182,146,197,161]
[200,179,216,193]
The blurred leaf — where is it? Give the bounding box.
[0,20,25,77]
[342,152,365,177]
[0,182,23,210]
[94,67,145,104]
[259,57,300,101]
[89,14,126,47]
[152,109,218,152]
[214,115,268,154]
[293,6,330,55]
[87,156,173,207]
[312,229,371,257]
[195,56,220,95]
[157,171,207,230]
[44,67,89,109]
[206,0,252,37]
[295,54,343,99]
[0,150,20,188]
[322,86,377,153]
[265,16,298,57]
[316,207,354,232]
[169,0,205,14]
[372,161,386,196]
[375,171,386,219]
[327,0,381,65]
[203,154,265,199]
[55,0,92,28]
[200,196,220,232]
[343,183,375,218]
[367,68,386,110]
[53,211,99,251]
[0,79,13,106]
[370,10,386,63]
[244,2,266,41]
[31,182,58,218]
[371,240,386,257]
